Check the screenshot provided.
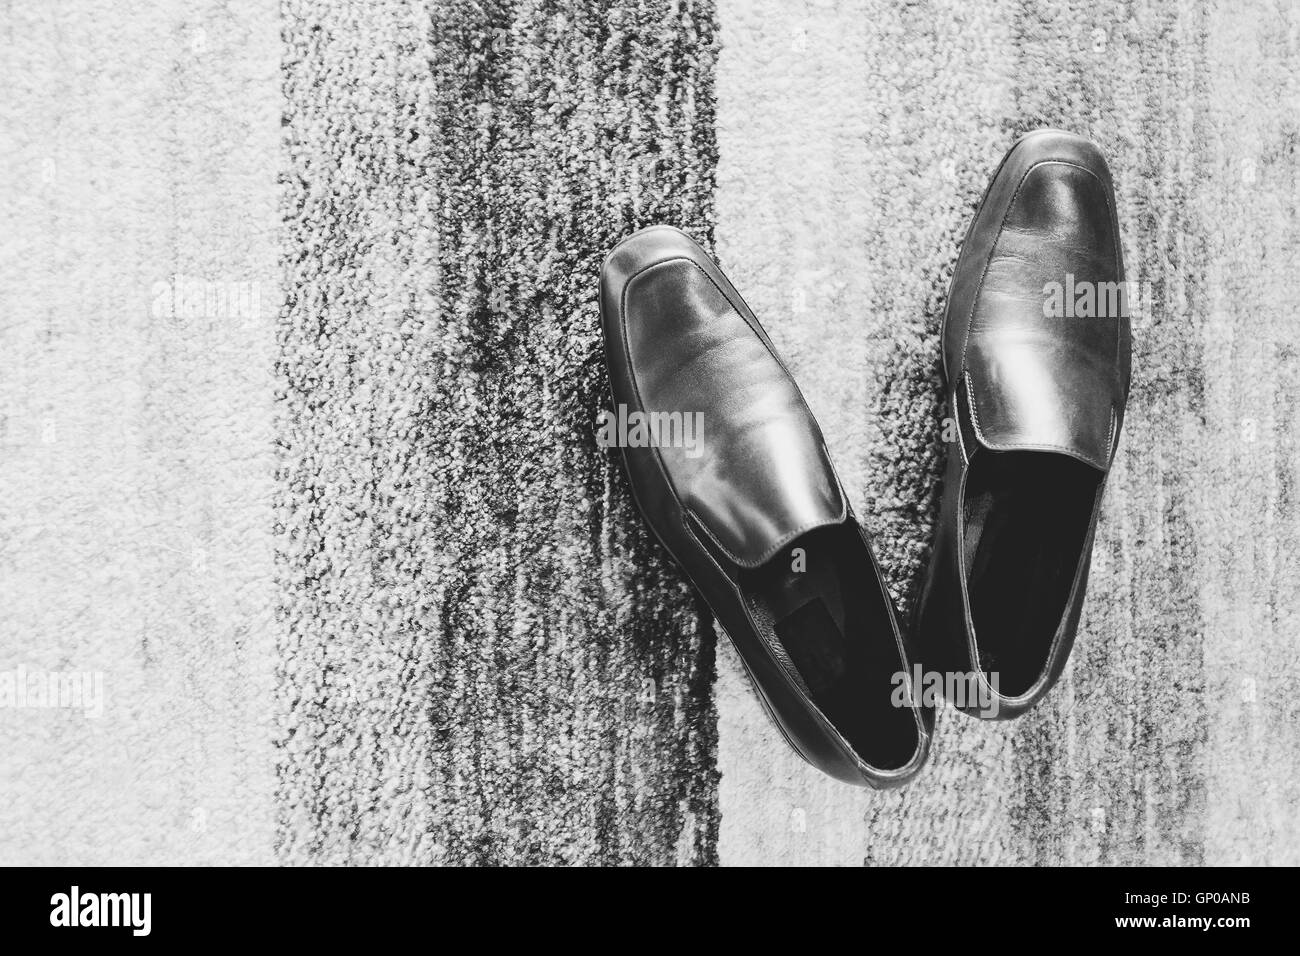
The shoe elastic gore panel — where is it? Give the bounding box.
[741,521,920,771]
[962,449,1102,698]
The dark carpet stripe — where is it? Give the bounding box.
[277,0,720,864]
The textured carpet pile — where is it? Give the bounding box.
[2,0,1297,865]
[277,0,720,865]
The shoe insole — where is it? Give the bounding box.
[963,450,1101,697]
[775,599,847,697]
[741,521,920,771]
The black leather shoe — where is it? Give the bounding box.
[914,130,1132,719]
[599,225,930,786]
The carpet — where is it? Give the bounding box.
[276,0,720,865]
[0,0,280,865]
[1,0,1297,866]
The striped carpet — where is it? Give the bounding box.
[277,0,719,865]
[2,0,1297,865]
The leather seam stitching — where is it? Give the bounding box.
[686,504,841,570]
[964,371,985,440]
[965,373,1111,472]
[953,386,969,465]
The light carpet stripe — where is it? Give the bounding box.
[0,0,280,865]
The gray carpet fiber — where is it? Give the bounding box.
[2,0,1297,865]
[277,0,720,865]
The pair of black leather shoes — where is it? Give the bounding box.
[598,130,1131,787]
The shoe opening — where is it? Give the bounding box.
[962,449,1102,699]
[740,521,921,772]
